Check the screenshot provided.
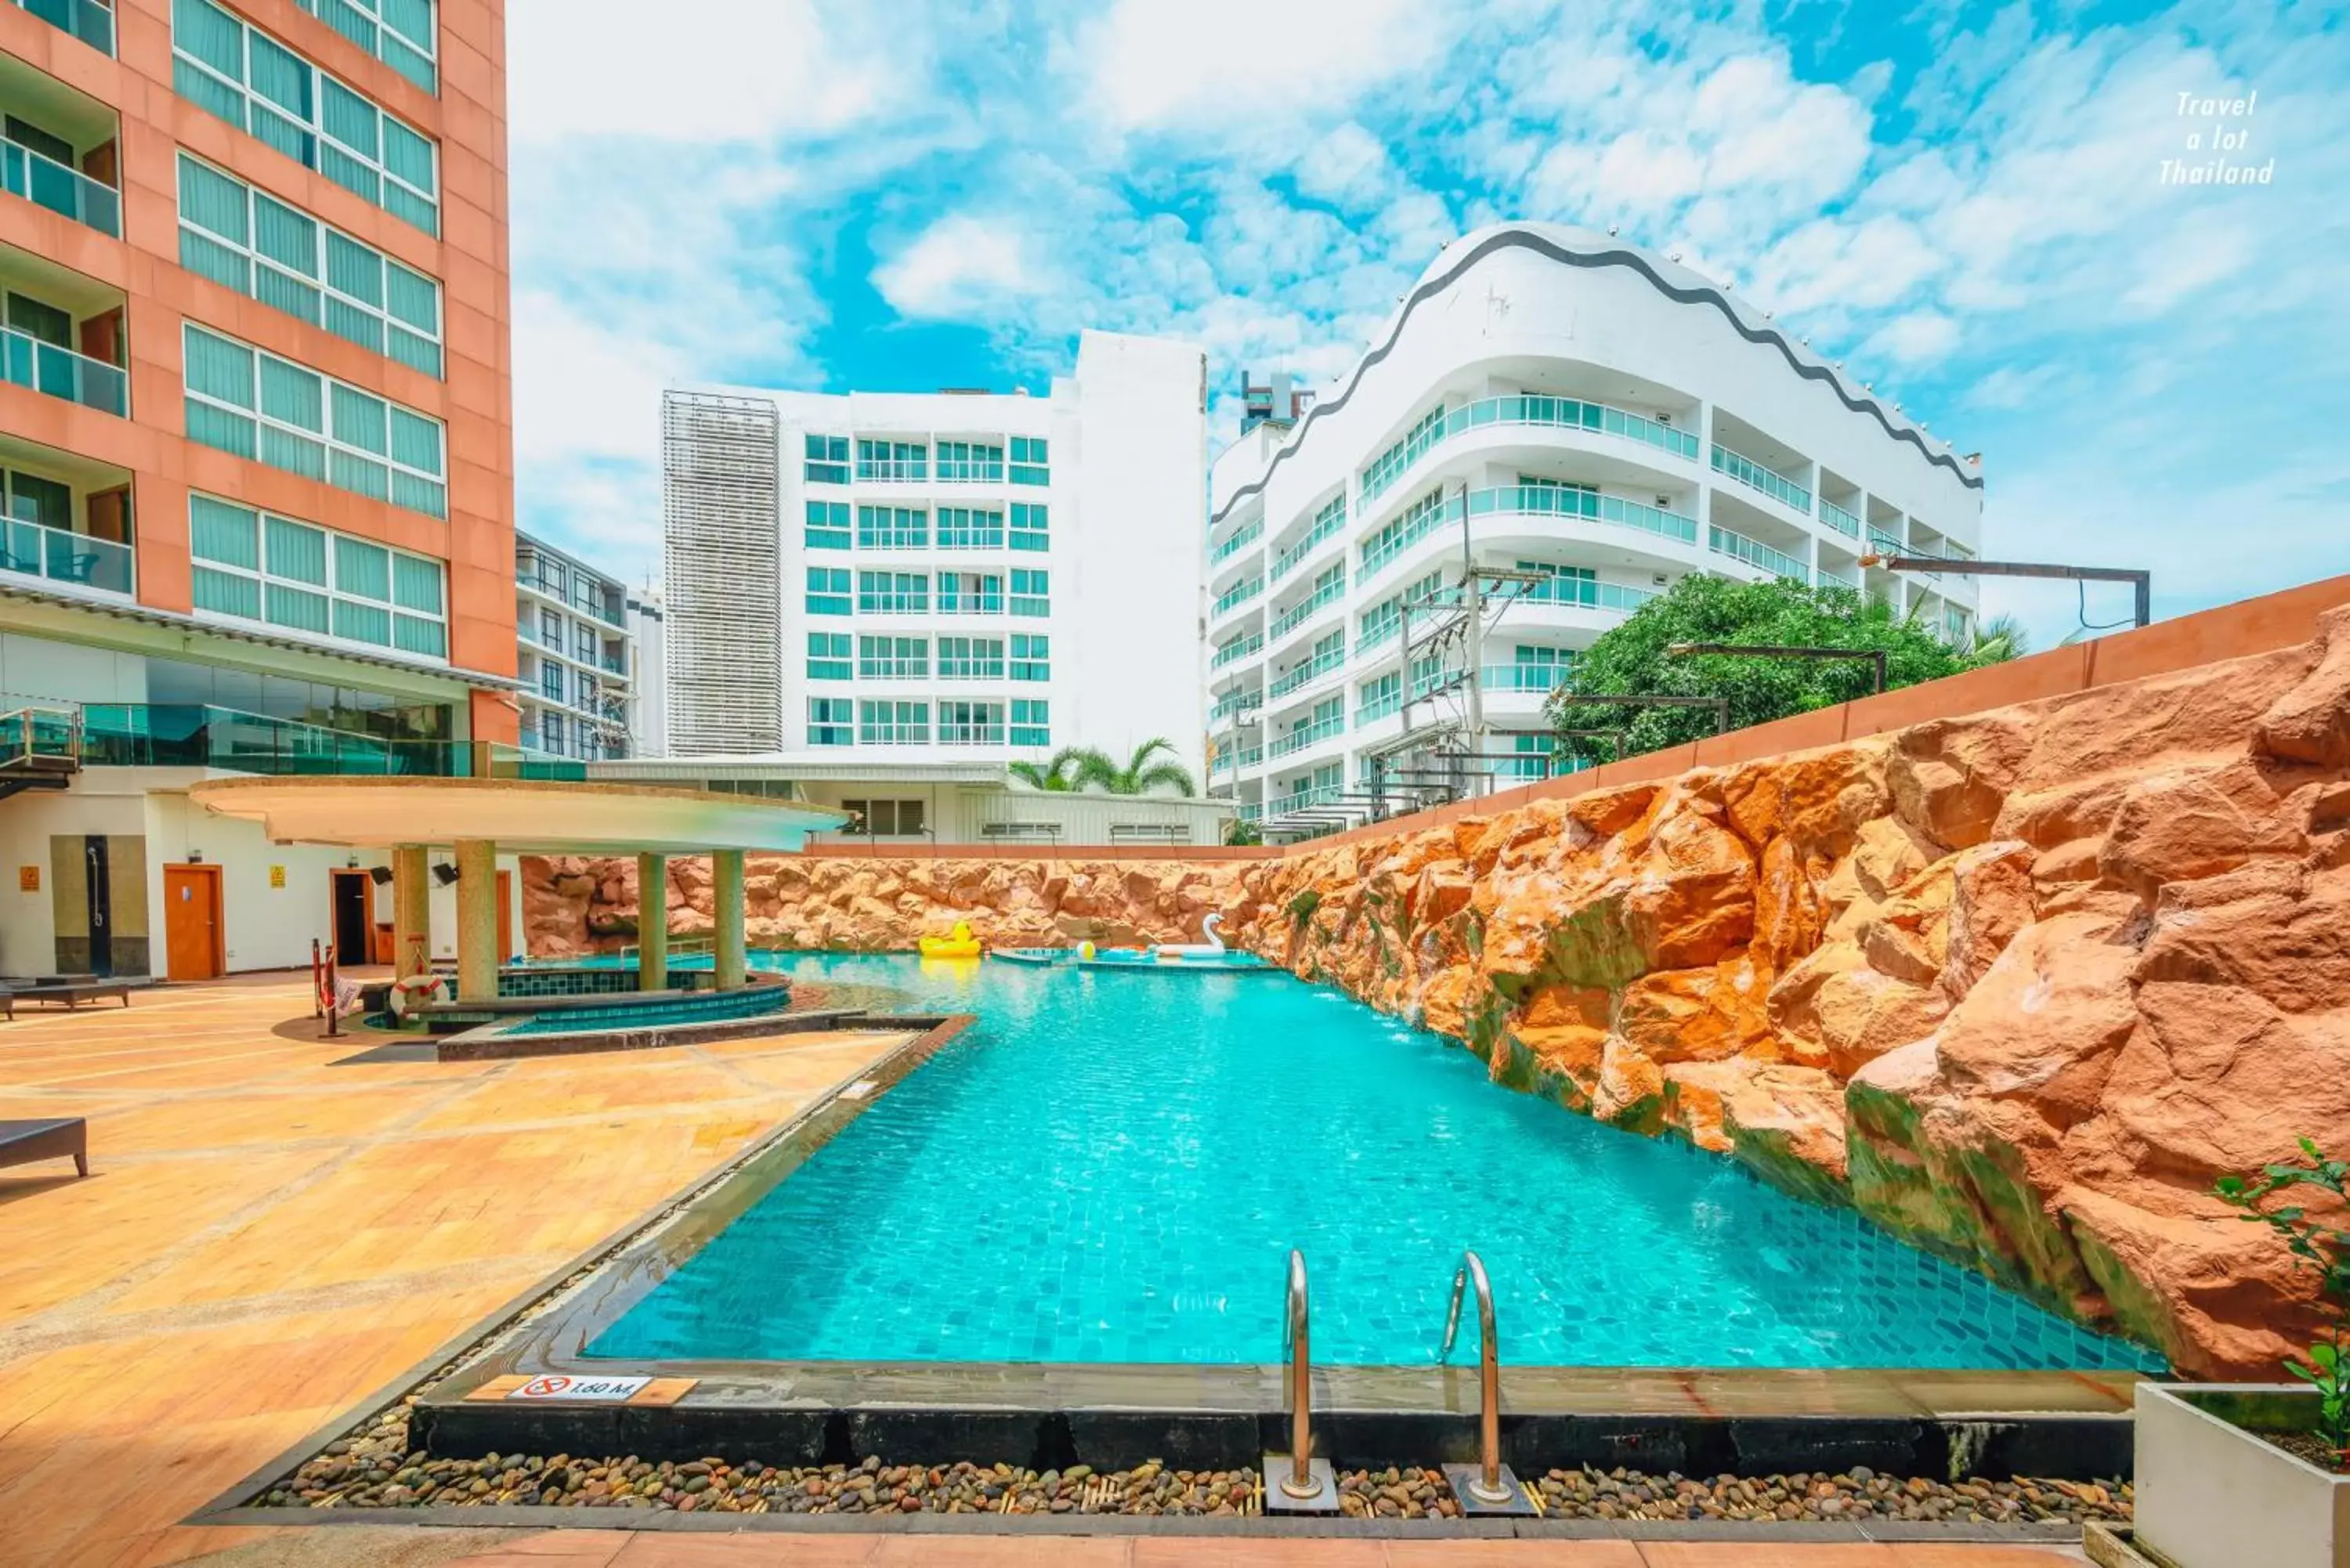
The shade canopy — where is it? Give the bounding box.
[189,776,851,854]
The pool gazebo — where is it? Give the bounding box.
[187,776,849,1002]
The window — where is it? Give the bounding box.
[1516,560,1597,605]
[857,569,927,613]
[1358,671,1399,723]
[172,0,440,236]
[859,634,928,679]
[936,570,1003,614]
[537,608,561,649]
[183,324,447,517]
[1010,633,1049,681]
[2,468,72,532]
[539,710,563,751]
[804,566,850,616]
[291,0,438,92]
[856,504,927,550]
[803,433,849,484]
[1011,698,1049,746]
[842,797,925,836]
[936,507,1003,548]
[1360,403,1445,499]
[804,500,849,549]
[1010,502,1048,551]
[808,696,853,746]
[189,493,446,656]
[1010,568,1049,617]
[1010,435,1048,486]
[573,623,597,662]
[935,441,1002,482]
[806,631,851,680]
[855,438,925,482]
[936,635,1003,679]
[178,154,443,378]
[938,699,1004,745]
[859,699,928,745]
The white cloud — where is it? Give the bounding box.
[873,216,1049,320]
[1293,122,1394,208]
[1079,0,1430,137]
[1864,309,1961,365]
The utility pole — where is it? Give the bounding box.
[1861,553,2152,630]
[1459,482,1483,779]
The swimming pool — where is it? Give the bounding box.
[584,953,2164,1372]
[497,981,797,1035]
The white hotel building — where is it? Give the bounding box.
[1206,222,1984,837]
[651,330,1223,844]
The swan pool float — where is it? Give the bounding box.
[918,920,984,959]
[1151,912,1227,962]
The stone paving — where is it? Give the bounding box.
[0,972,913,1568]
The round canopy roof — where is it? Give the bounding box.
[188,775,851,854]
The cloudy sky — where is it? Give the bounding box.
[505,0,2348,650]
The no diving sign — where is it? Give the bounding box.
[508,1374,651,1403]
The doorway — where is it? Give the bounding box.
[162,863,223,981]
[331,869,373,963]
[83,834,110,977]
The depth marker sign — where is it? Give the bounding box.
[506,1374,651,1403]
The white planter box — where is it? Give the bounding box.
[2136,1382,2350,1568]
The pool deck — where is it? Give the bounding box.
[0,970,919,1568]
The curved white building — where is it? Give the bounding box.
[1205,223,1985,837]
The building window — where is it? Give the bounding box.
[808,696,853,746]
[1010,568,1049,617]
[291,0,438,92]
[804,500,849,549]
[843,797,925,836]
[188,492,447,656]
[937,570,1003,614]
[177,154,444,378]
[573,623,597,663]
[540,710,564,752]
[1010,633,1049,681]
[2,468,73,532]
[806,632,851,680]
[855,439,926,482]
[1011,698,1049,746]
[172,0,441,236]
[858,699,929,746]
[856,504,927,550]
[935,440,1003,482]
[856,569,927,614]
[804,566,850,616]
[858,634,928,679]
[1010,501,1048,551]
[183,324,448,518]
[936,507,1003,548]
[540,663,564,700]
[803,433,849,484]
[938,699,1003,746]
[1010,435,1049,486]
[538,608,562,649]
[936,635,1003,679]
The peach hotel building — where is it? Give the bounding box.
[0,0,523,979]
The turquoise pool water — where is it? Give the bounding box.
[586,953,2166,1371]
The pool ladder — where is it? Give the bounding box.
[1262,1248,1529,1516]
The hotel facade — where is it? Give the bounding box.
[650,330,1225,846]
[0,0,519,977]
[1206,223,1984,838]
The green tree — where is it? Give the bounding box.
[1007,747,1093,791]
[1545,576,2022,764]
[1076,736,1197,797]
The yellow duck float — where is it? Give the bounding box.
[918,919,984,959]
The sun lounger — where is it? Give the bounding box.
[0,976,132,1010]
[0,1118,88,1178]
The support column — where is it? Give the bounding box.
[390,844,429,979]
[637,851,668,993]
[713,849,746,992]
[454,838,499,1003]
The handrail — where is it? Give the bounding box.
[1278,1248,1317,1501]
[1439,1249,1513,1506]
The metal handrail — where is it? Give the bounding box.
[1278,1248,1317,1501]
[1440,1249,1513,1505]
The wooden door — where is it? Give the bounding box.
[162,864,222,981]
[496,869,512,960]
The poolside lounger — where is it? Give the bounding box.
[0,977,133,1010]
[0,1118,88,1178]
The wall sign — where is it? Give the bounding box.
[269,865,287,888]
[16,866,36,892]
[506,1374,650,1403]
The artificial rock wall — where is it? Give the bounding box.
[522,606,2350,1377]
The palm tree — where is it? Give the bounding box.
[1078,737,1196,797]
[1970,612,2030,664]
[1007,747,1092,791]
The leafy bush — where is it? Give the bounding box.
[2217,1139,2350,1461]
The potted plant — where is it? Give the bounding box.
[2132,1140,2350,1568]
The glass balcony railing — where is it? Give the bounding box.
[1213,742,1264,773]
[3,326,127,416]
[1356,689,1400,725]
[1479,663,1567,694]
[13,0,113,50]
[1211,517,1262,563]
[1267,579,1343,642]
[1466,485,1700,547]
[1817,563,1861,591]
[1209,689,1263,723]
[1710,444,1814,515]
[1212,575,1264,616]
[1,514,132,595]
[1210,631,1263,670]
[2,135,121,236]
[1360,394,1700,506]
[1238,801,1264,823]
[1708,524,1811,583]
[1271,508,1346,581]
[1267,715,1343,757]
[75,705,475,775]
[1273,780,1347,811]
[1502,575,1659,614]
[1267,644,1344,699]
[1820,497,1862,538]
[0,704,81,766]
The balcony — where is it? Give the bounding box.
[3,324,124,415]
[1213,742,1264,773]
[1210,630,1263,670]
[1211,516,1262,564]
[1209,689,1263,724]
[1,439,133,597]
[1267,577,1343,643]
[1708,523,1810,583]
[1270,504,1347,581]
[1502,575,1660,614]
[1,511,130,595]
[1212,575,1264,617]
[0,59,120,236]
[1710,443,1814,515]
[76,705,477,775]
[1820,497,1863,539]
[1478,663,1567,694]
[1267,642,1345,699]
[1467,485,1700,549]
[11,0,114,54]
[1360,393,1701,508]
[1268,714,1343,757]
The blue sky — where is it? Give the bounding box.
[504,0,2348,651]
